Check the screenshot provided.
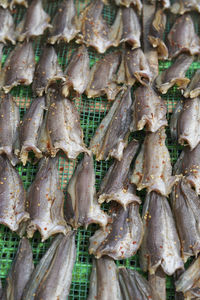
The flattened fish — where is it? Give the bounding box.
[26,157,69,241]
[10,0,28,9]
[167,14,200,59]
[48,0,79,44]
[156,54,193,94]
[131,127,178,196]
[4,238,34,300]
[88,257,122,300]
[184,69,200,98]
[32,46,64,97]
[19,97,45,166]
[132,85,167,132]
[171,0,200,14]
[62,45,90,97]
[1,41,35,93]
[0,8,16,44]
[0,155,29,232]
[98,139,140,208]
[22,232,76,300]
[140,192,184,276]
[115,0,142,13]
[89,202,143,260]
[65,153,108,229]
[86,51,121,100]
[90,88,132,161]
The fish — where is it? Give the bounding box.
[17,0,51,42]
[62,45,90,97]
[114,0,142,13]
[156,54,193,94]
[90,88,132,161]
[48,0,79,44]
[184,69,200,98]
[140,192,184,276]
[10,0,28,9]
[3,238,34,300]
[0,0,8,8]
[167,14,200,59]
[19,97,45,166]
[132,85,167,132]
[171,0,200,14]
[89,201,143,260]
[148,0,170,9]
[131,127,178,196]
[0,93,20,166]
[148,267,167,300]
[88,257,122,300]
[120,7,141,49]
[22,232,76,300]
[65,153,108,229]
[26,156,69,241]
[1,41,35,93]
[0,155,29,232]
[77,0,122,53]
[86,51,121,101]
[32,46,64,97]
[98,139,140,208]
[0,8,16,44]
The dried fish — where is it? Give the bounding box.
[0,0,8,8]
[0,8,16,44]
[86,52,121,100]
[132,85,167,132]
[48,0,79,44]
[131,127,178,196]
[62,45,90,97]
[115,0,142,13]
[148,0,170,9]
[156,54,193,94]
[65,153,108,229]
[90,88,132,161]
[10,0,28,9]
[184,69,200,98]
[0,155,29,232]
[1,41,35,93]
[140,192,184,276]
[171,0,200,14]
[26,157,69,241]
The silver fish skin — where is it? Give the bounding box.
[0,8,16,45]
[156,54,193,94]
[19,97,45,166]
[4,238,34,300]
[171,178,200,262]
[48,0,79,44]
[140,192,184,276]
[115,0,142,13]
[0,93,20,166]
[86,51,121,101]
[62,45,90,97]
[65,153,108,229]
[89,201,143,260]
[88,257,122,300]
[1,41,35,93]
[26,156,69,241]
[10,0,28,9]
[167,14,200,59]
[98,139,140,208]
[184,69,200,98]
[32,46,64,97]
[171,0,200,14]
[131,127,178,196]
[0,156,29,232]
[90,88,132,161]
[17,0,51,42]
[132,85,167,132]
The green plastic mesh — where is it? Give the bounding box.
[0,0,198,299]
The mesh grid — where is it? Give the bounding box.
[0,0,199,299]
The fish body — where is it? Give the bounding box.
[115,0,142,13]
[184,69,200,98]
[0,8,16,44]
[171,0,200,14]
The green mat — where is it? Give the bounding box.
[0,0,198,299]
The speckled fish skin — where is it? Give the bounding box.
[140,192,184,276]
[1,41,35,93]
[167,14,200,59]
[86,51,121,100]
[132,85,167,132]
[89,201,143,260]
[26,156,69,241]
[4,238,34,300]
[65,153,108,229]
[19,97,45,166]
[0,156,29,232]
[98,139,140,208]
[0,8,16,44]
[32,46,64,97]
[88,257,122,300]
[184,70,200,98]
[0,94,20,166]
[10,0,28,9]
[156,54,193,94]
[115,0,142,13]
[62,45,90,97]
[131,127,178,196]
[171,0,200,14]
[90,88,132,161]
